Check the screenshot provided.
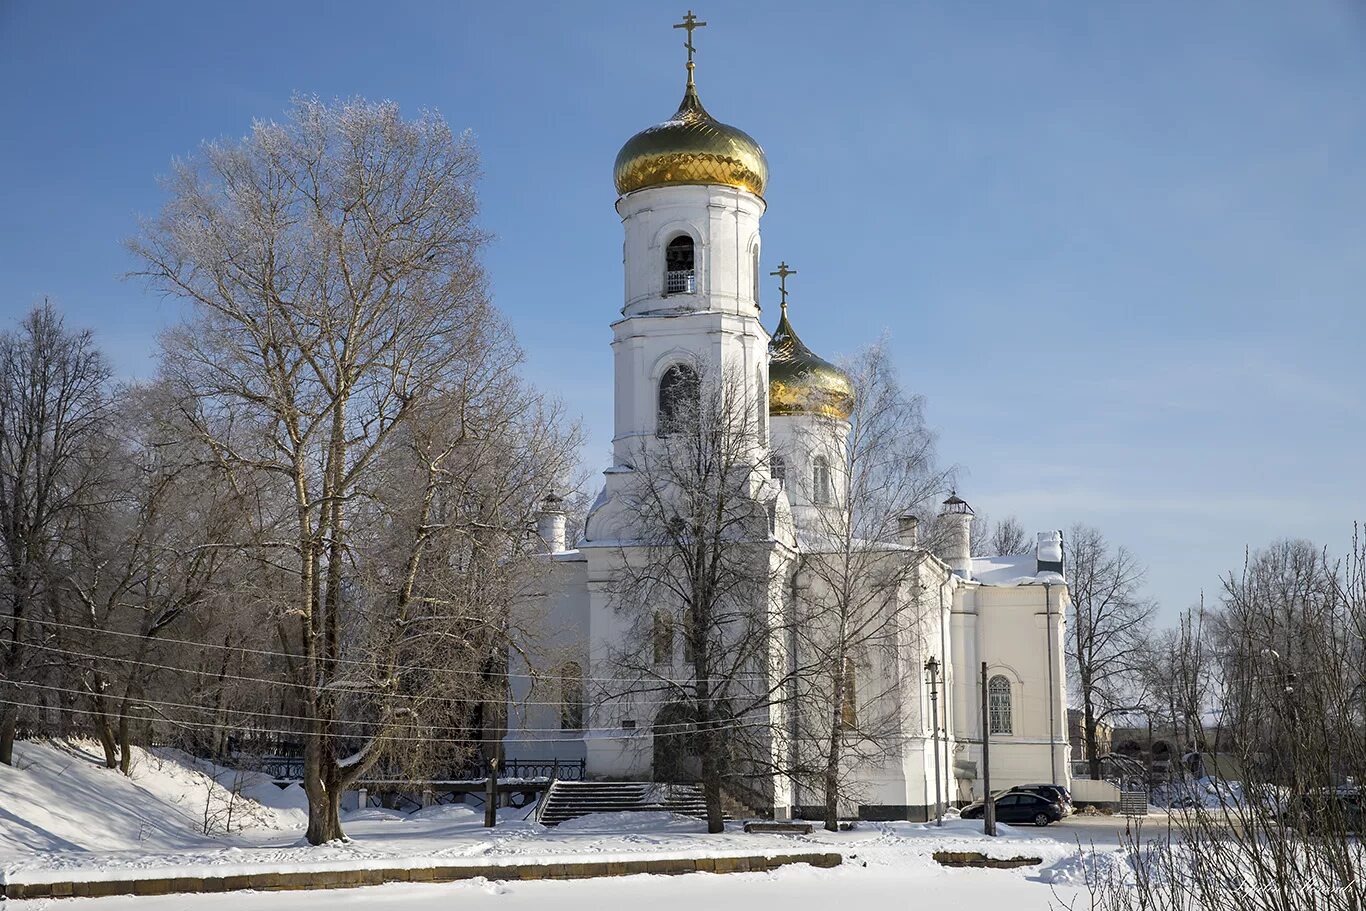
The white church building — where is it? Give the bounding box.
[505,19,1071,821]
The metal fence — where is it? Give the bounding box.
[257,755,585,784]
[1120,790,1150,816]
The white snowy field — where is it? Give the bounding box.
[6,861,1098,910]
[0,740,1146,909]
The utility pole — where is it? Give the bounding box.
[925,656,943,826]
[980,661,996,836]
[484,757,499,828]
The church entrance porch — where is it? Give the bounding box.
[652,702,701,783]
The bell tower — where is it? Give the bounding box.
[606,12,771,467]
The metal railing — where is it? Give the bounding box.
[665,269,695,294]
[258,754,586,784]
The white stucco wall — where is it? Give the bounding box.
[950,580,1071,798]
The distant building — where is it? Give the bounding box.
[1068,709,1112,763]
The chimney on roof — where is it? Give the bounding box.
[937,493,974,580]
[536,492,567,554]
[1036,530,1064,575]
[897,513,920,548]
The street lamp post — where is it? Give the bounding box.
[925,656,943,826]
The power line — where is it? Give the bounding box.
[18,616,776,686]
[15,640,770,711]
[4,679,767,737]
[0,695,776,745]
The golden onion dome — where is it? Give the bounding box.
[768,303,855,421]
[614,81,768,197]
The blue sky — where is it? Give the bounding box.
[2,1,1364,622]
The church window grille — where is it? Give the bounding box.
[665,235,696,294]
[560,661,585,731]
[657,363,699,436]
[813,456,833,506]
[988,674,1013,735]
[771,455,786,487]
[652,611,674,665]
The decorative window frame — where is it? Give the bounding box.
[986,667,1022,738]
[652,352,702,438]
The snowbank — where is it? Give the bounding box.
[0,739,1144,896]
[0,740,304,860]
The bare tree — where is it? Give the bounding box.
[1087,530,1366,911]
[130,96,576,843]
[972,514,1031,557]
[0,302,112,764]
[1065,524,1155,780]
[1140,600,1213,764]
[61,382,249,772]
[606,364,783,833]
[791,341,951,830]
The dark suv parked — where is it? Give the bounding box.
[1011,783,1074,815]
[1283,788,1362,833]
[960,791,1065,827]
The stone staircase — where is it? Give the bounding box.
[536,780,711,826]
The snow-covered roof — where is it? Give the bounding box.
[972,553,1065,587]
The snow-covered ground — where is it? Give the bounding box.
[0,740,1155,909]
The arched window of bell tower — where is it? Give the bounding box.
[813,456,833,506]
[751,245,760,303]
[664,235,696,295]
[657,363,700,436]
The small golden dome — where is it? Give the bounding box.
[614,82,768,197]
[769,304,855,420]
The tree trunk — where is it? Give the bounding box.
[1085,697,1101,781]
[0,587,29,766]
[0,704,17,766]
[305,783,345,845]
[699,737,724,834]
[823,667,845,831]
[90,690,118,769]
[822,723,842,832]
[97,721,118,769]
[116,670,146,776]
[303,737,346,844]
[117,701,133,776]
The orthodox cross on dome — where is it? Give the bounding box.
[673,10,707,86]
[770,261,796,312]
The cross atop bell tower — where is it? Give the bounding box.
[673,10,707,86]
[770,261,796,313]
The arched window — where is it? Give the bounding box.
[988,674,1013,735]
[771,454,786,486]
[665,235,695,294]
[812,456,832,506]
[751,247,760,303]
[841,657,858,728]
[652,611,674,665]
[560,661,585,731]
[681,608,696,665]
[657,363,699,436]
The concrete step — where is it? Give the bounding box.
[537,780,715,826]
